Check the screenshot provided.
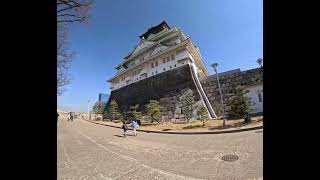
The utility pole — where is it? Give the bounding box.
[211,63,226,127]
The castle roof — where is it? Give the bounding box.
[139,20,170,40]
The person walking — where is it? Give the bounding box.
[70,112,74,122]
[67,112,71,121]
[131,119,139,136]
[121,121,129,138]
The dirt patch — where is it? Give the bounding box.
[92,116,263,132]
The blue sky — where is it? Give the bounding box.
[57,0,263,112]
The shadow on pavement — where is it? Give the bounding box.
[113,134,135,138]
[113,135,124,138]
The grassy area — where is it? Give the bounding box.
[96,116,263,132]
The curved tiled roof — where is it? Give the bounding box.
[139,20,170,39]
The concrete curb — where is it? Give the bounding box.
[83,120,263,135]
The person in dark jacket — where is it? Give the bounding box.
[121,121,129,138]
[70,112,74,122]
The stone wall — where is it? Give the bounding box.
[106,64,262,119]
[106,64,203,117]
[199,68,262,115]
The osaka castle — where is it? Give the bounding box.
[107,21,218,119]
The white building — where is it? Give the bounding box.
[107,21,209,91]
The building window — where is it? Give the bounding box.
[156,71,157,73]
[174,64,176,67]
[258,91,262,102]
[166,57,170,62]
[182,62,184,64]
[155,61,158,66]
[164,68,166,71]
[170,66,172,69]
[162,59,166,64]
[151,62,154,68]
[152,72,154,75]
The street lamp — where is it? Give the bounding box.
[211,63,226,127]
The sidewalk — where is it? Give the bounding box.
[84,119,263,135]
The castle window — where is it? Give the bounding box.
[170,66,172,69]
[155,61,158,66]
[156,71,157,73]
[164,68,166,71]
[174,64,176,67]
[152,72,154,75]
[151,62,154,68]
[162,59,166,64]
[166,57,170,62]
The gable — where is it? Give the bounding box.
[150,43,169,56]
[131,40,155,56]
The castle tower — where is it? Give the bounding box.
[106,21,217,119]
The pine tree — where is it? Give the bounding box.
[227,86,254,122]
[196,105,209,126]
[145,100,161,123]
[180,89,195,123]
[108,100,122,121]
[213,101,223,118]
[92,101,106,114]
[129,104,142,120]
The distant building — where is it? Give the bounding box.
[98,93,109,103]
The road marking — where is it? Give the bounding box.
[99,173,112,180]
[76,129,204,180]
[62,143,71,166]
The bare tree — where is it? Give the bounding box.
[57,0,94,24]
[57,25,73,95]
[57,0,94,95]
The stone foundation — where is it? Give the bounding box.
[106,64,202,117]
[200,68,262,115]
[106,64,262,118]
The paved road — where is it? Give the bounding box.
[57,115,263,180]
